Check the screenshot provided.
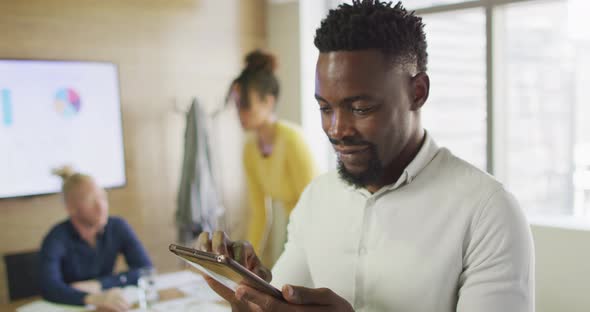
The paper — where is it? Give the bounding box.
[154,271,204,290]
[121,285,140,305]
[16,271,219,312]
[16,301,85,312]
[16,286,139,312]
[129,297,230,312]
[157,270,223,302]
[176,282,223,302]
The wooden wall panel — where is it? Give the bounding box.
[0,0,265,304]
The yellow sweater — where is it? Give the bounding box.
[243,121,317,251]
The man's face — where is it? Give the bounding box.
[66,179,109,230]
[315,50,417,188]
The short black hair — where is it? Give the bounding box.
[314,0,428,72]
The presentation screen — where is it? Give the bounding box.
[0,60,126,199]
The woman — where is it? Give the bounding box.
[39,166,152,311]
[229,50,317,265]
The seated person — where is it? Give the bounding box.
[39,167,152,310]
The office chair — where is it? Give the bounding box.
[3,250,40,301]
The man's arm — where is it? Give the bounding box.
[457,188,535,312]
[97,218,153,289]
[39,233,88,305]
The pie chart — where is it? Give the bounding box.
[55,88,81,117]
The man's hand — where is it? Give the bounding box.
[84,288,130,312]
[194,231,271,310]
[236,284,354,312]
[71,280,101,294]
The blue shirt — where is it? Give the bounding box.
[39,216,152,305]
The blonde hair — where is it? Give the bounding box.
[52,166,92,197]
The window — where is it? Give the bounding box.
[421,9,487,170]
[499,0,590,216]
[500,1,573,215]
[334,0,478,10]
[418,0,590,218]
[405,0,478,10]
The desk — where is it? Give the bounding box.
[2,297,36,312]
[0,271,229,312]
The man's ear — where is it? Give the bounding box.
[411,72,430,111]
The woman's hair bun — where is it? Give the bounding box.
[245,50,277,73]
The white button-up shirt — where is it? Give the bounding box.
[272,134,534,312]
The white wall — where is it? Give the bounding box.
[299,0,332,172]
[267,0,301,125]
[268,0,332,172]
[532,225,590,312]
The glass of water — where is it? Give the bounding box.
[138,267,159,309]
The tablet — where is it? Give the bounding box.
[169,244,284,300]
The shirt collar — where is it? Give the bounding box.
[396,130,439,187]
[353,131,439,197]
[66,218,108,244]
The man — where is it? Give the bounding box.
[197,1,534,311]
[40,167,152,311]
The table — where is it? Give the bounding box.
[2,297,36,312]
[0,270,230,312]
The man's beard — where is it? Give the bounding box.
[77,213,107,230]
[331,138,383,189]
